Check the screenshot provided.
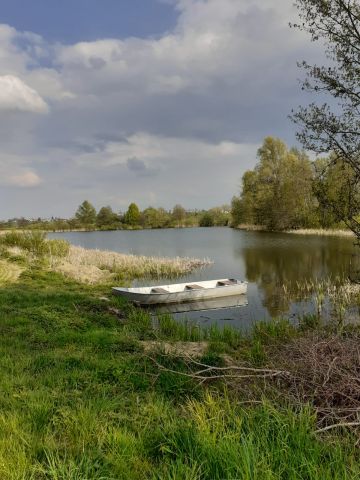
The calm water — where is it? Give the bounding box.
[49,228,359,329]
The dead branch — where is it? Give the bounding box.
[315,422,360,434]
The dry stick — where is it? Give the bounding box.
[314,422,360,434]
[322,356,339,387]
[147,355,288,381]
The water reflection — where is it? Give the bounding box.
[49,228,360,323]
[145,294,248,315]
[240,233,360,317]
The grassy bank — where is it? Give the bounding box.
[0,233,359,478]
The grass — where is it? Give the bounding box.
[0,237,359,478]
[0,231,210,284]
[0,259,23,285]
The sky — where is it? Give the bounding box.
[0,0,323,219]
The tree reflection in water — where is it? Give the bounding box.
[239,233,359,317]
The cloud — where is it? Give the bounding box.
[0,75,48,113]
[7,171,42,187]
[126,157,161,177]
[0,1,325,217]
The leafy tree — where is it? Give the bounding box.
[141,207,171,228]
[291,0,360,236]
[232,137,316,230]
[171,204,186,226]
[96,206,119,228]
[199,212,215,227]
[75,201,97,226]
[314,155,360,228]
[124,203,141,226]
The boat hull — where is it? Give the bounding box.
[112,279,247,305]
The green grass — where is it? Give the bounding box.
[0,261,358,478]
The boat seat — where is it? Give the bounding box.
[217,279,237,287]
[151,287,169,294]
[185,284,205,290]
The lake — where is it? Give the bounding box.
[49,228,359,330]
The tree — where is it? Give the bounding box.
[96,206,119,228]
[232,137,316,231]
[75,201,97,226]
[199,212,215,227]
[313,155,360,228]
[171,204,186,226]
[291,0,360,236]
[124,203,141,226]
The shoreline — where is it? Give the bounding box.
[234,224,354,237]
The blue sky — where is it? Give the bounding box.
[1,0,178,43]
[0,0,322,218]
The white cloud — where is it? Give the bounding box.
[8,171,42,187]
[0,75,48,113]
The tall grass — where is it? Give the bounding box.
[150,393,358,479]
[0,260,23,285]
[0,231,69,259]
[55,245,211,284]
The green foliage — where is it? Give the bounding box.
[314,156,360,230]
[231,136,356,231]
[171,204,186,226]
[141,207,171,229]
[96,205,119,229]
[292,0,360,239]
[199,212,215,227]
[199,207,230,227]
[75,200,97,227]
[124,203,141,226]
[0,231,69,259]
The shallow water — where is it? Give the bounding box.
[49,228,360,329]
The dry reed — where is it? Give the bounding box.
[286,228,354,237]
[54,245,211,284]
[0,260,23,285]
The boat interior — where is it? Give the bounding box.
[122,279,243,295]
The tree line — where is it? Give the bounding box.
[231,136,358,231]
[0,203,231,231]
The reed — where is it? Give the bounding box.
[286,228,354,237]
[54,245,211,284]
[0,260,23,286]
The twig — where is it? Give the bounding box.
[322,356,338,386]
[314,422,360,434]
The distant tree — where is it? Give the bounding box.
[171,204,186,226]
[291,0,360,237]
[124,203,141,226]
[96,206,118,228]
[75,201,97,226]
[199,212,215,227]
[141,207,170,228]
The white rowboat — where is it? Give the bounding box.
[112,278,247,305]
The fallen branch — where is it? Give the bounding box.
[147,354,289,384]
[314,422,360,434]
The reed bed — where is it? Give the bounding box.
[54,245,211,284]
[286,228,354,237]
